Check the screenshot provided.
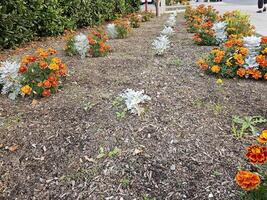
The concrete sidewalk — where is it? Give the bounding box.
[191,2,267,35]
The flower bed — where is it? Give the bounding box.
[235,130,267,198]
[197,36,267,80]
[185,5,254,46]
[0,48,68,99]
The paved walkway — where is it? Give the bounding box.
[191,1,267,35]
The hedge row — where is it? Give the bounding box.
[0,0,140,49]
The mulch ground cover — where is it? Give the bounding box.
[0,13,266,200]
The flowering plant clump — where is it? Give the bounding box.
[185,6,255,46]
[128,13,142,28]
[223,10,255,39]
[19,48,68,98]
[152,35,170,56]
[113,19,132,39]
[65,33,90,58]
[235,130,267,199]
[197,35,267,80]
[87,30,110,57]
[139,11,155,22]
[0,60,21,100]
[184,5,219,34]
[119,89,151,116]
[161,26,174,36]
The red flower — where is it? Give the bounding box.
[246,145,267,164]
[42,89,51,97]
[19,66,28,73]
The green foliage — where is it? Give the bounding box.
[241,184,267,200]
[65,36,77,56]
[232,116,267,138]
[0,0,140,49]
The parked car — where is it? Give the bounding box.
[141,0,154,4]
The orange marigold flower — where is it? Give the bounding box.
[258,130,267,144]
[51,80,58,87]
[211,65,220,73]
[99,41,106,48]
[214,56,222,64]
[48,74,56,82]
[42,89,51,97]
[235,171,260,191]
[264,73,267,80]
[261,36,267,44]
[37,82,43,87]
[51,57,61,64]
[49,63,59,70]
[21,85,32,95]
[237,68,246,77]
[197,59,209,70]
[43,80,52,88]
[19,66,28,73]
[256,55,267,67]
[48,48,57,55]
[104,45,110,50]
[251,70,262,80]
[39,61,48,69]
[246,145,267,164]
[38,50,49,58]
[88,37,96,45]
[239,47,249,56]
[233,53,244,65]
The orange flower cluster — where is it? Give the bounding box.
[185,5,219,46]
[256,55,267,67]
[235,130,267,194]
[196,58,208,70]
[211,49,225,64]
[113,18,132,39]
[88,30,110,57]
[19,48,67,98]
[198,35,267,80]
[224,38,243,48]
[235,171,261,191]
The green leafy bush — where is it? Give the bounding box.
[0,0,140,49]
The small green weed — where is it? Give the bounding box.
[232,116,267,138]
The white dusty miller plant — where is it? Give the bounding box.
[74,33,89,59]
[212,21,227,44]
[165,14,176,27]
[152,35,170,55]
[161,26,174,36]
[106,23,118,39]
[243,36,261,72]
[120,89,151,116]
[0,60,21,100]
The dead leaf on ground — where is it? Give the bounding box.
[8,144,19,152]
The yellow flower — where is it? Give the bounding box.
[262,48,267,54]
[216,79,223,85]
[21,85,32,95]
[211,65,221,73]
[51,57,61,64]
[226,59,232,67]
[49,63,59,70]
[257,130,267,144]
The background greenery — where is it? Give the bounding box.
[0,0,140,49]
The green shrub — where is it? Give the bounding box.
[0,0,140,50]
